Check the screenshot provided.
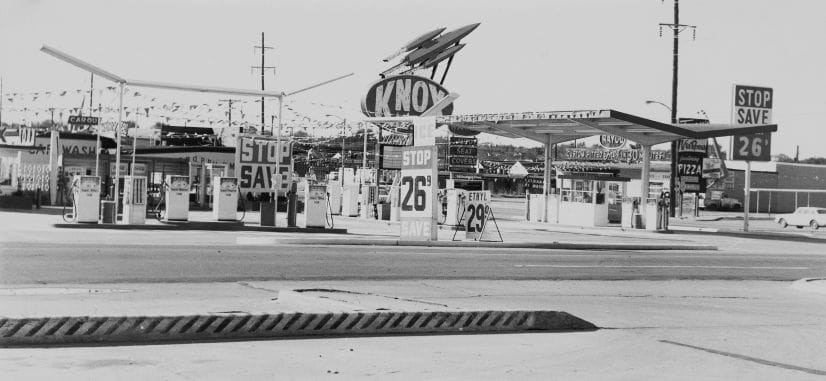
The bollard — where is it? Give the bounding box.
[35,188,42,209]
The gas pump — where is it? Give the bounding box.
[303,184,328,228]
[341,183,360,217]
[212,177,238,221]
[123,176,147,225]
[327,181,342,215]
[72,175,100,223]
[165,175,190,221]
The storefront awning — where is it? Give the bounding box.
[439,109,777,146]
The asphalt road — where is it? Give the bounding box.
[2,239,825,284]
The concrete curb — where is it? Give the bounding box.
[673,228,826,243]
[0,310,597,347]
[790,278,826,296]
[274,238,718,251]
[52,222,347,234]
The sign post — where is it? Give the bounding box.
[731,84,773,231]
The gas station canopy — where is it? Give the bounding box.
[438,109,777,145]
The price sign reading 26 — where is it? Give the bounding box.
[400,145,438,241]
[400,175,431,211]
[732,133,771,161]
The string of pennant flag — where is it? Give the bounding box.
[2,87,367,136]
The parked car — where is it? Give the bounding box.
[774,207,826,229]
[703,191,742,211]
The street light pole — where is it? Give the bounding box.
[325,114,347,185]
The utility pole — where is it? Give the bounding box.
[0,76,4,127]
[252,32,275,135]
[89,74,94,118]
[659,0,695,215]
[219,99,240,133]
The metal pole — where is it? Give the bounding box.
[89,74,94,117]
[131,112,137,176]
[542,135,551,223]
[362,123,368,182]
[95,105,100,176]
[341,119,346,185]
[261,32,265,134]
[744,160,751,232]
[641,145,652,228]
[0,76,4,127]
[669,0,680,216]
[114,83,123,222]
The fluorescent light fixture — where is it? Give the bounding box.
[127,79,283,98]
[535,129,564,133]
[287,73,355,96]
[40,45,126,83]
[41,44,353,99]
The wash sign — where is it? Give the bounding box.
[235,135,293,195]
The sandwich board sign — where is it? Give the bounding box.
[462,190,490,240]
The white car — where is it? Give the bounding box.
[775,207,826,229]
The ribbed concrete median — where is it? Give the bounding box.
[0,310,596,347]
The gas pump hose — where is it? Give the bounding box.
[236,188,246,222]
[325,192,335,229]
[61,191,76,223]
[151,182,167,222]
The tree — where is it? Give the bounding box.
[774,153,794,162]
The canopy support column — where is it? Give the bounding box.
[542,135,552,222]
[640,144,652,228]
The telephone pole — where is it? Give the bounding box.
[659,0,696,215]
[0,76,4,127]
[219,99,241,133]
[252,32,275,135]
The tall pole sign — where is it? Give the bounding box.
[399,117,438,241]
[731,84,773,232]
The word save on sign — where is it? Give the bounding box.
[399,145,437,241]
[235,136,293,194]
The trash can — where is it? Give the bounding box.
[260,201,276,226]
[101,200,115,224]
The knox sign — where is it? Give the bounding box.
[361,75,453,117]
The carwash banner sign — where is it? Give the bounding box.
[361,75,453,117]
[235,135,293,195]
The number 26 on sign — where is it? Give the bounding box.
[732,133,771,161]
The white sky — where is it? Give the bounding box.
[1,0,824,158]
